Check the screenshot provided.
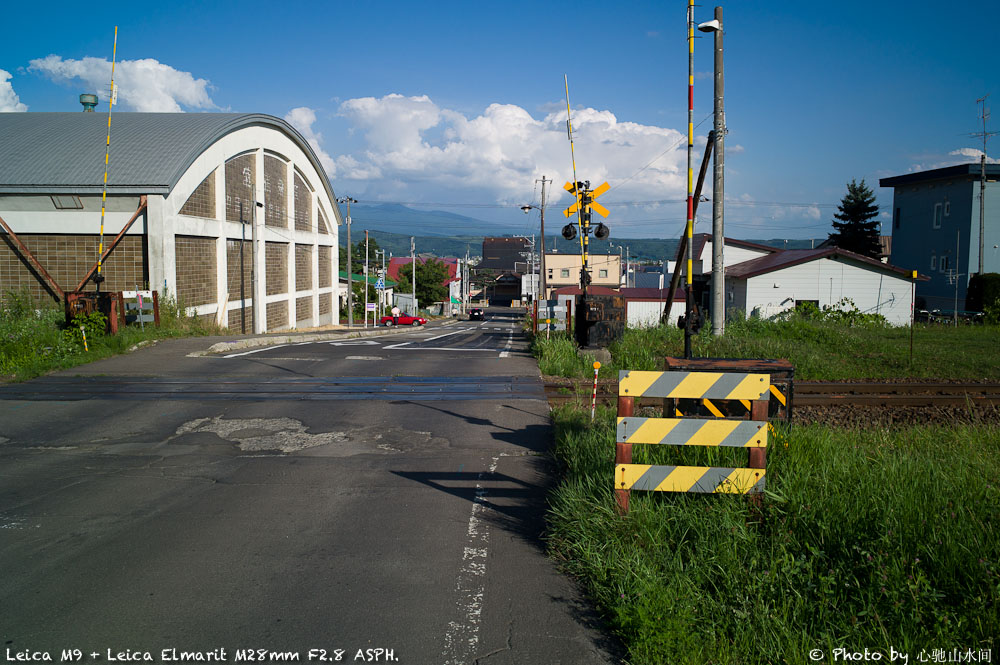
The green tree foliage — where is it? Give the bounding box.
[827,178,882,259]
[339,238,383,276]
[397,258,450,305]
[965,272,1000,313]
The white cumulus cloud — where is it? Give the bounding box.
[284,107,336,176]
[0,69,27,112]
[949,147,1000,164]
[27,55,215,112]
[332,93,688,206]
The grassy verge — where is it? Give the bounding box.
[534,318,1000,662]
[548,406,1000,663]
[1,291,222,382]
[531,316,1000,380]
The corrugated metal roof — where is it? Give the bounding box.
[725,247,919,280]
[0,112,336,207]
[879,163,1000,188]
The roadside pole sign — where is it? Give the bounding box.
[375,278,385,290]
[366,303,376,311]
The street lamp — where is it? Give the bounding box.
[336,196,357,327]
[521,203,547,300]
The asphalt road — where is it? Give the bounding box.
[0,308,620,664]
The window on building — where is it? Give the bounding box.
[943,201,950,217]
[930,255,937,271]
[50,195,83,209]
[933,203,943,229]
[894,207,900,230]
[560,269,570,278]
[599,269,608,278]
[940,255,949,273]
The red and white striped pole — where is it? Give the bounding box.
[684,0,696,359]
[590,361,601,421]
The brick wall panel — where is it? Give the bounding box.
[295,244,312,292]
[174,235,217,307]
[226,239,252,299]
[265,242,288,296]
[296,296,312,323]
[228,306,251,332]
[318,246,331,288]
[266,300,288,331]
[0,234,146,303]
[319,292,331,316]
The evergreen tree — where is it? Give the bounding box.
[827,178,882,259]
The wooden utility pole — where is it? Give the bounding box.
[537,176,550,300]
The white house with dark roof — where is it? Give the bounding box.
[0,112,341,332]
[723,247,921,326]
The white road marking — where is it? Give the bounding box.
[328,340,381,346]
[425,329,468,342]
[345,355,382,360]
[222,344,289,358]
[442,454,505,665]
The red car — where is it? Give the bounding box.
[380,313,427,327]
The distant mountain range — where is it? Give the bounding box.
[338,203,826,260]
[345,203,517,237]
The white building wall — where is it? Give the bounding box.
[627,300,686,328]
[163,125,339,331]
[739,257,914,325]
[699,241,771,273]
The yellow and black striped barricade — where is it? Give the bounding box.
[662,357,794,422]
[615,370,770,513]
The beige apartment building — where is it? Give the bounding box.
[542,253,621,299]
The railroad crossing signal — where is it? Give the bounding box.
[563,181,610,218]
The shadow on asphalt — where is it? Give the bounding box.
[391,454,626,662]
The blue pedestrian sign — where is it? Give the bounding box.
[375,278,385,290]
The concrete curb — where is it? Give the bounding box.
[189,319,460,357]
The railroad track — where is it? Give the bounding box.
[543,380,1000,408]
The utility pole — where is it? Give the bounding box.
[251,194,262,334]
[700,6,726,336]
[337,196,357,327]
[538,176,550,300]
[684,0,696,359]
[364,229,370,328]
[973,96,997,275]
[410,236,417,314]
[239,201,247,334]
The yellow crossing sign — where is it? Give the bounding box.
[563,181,610,218]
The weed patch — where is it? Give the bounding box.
[546,406,1000,663]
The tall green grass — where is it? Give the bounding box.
[547,406,1000,663]
[0,290,221,381]
[532,317,1000,380]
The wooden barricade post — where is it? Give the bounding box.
[615,370,771,514]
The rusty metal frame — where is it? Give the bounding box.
[0,213,67,300]
[73,195,148,293]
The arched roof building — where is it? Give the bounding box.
[0,112,341,332]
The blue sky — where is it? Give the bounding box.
[2,0,997,240]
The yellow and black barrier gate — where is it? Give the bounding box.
[614,369,772,513]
